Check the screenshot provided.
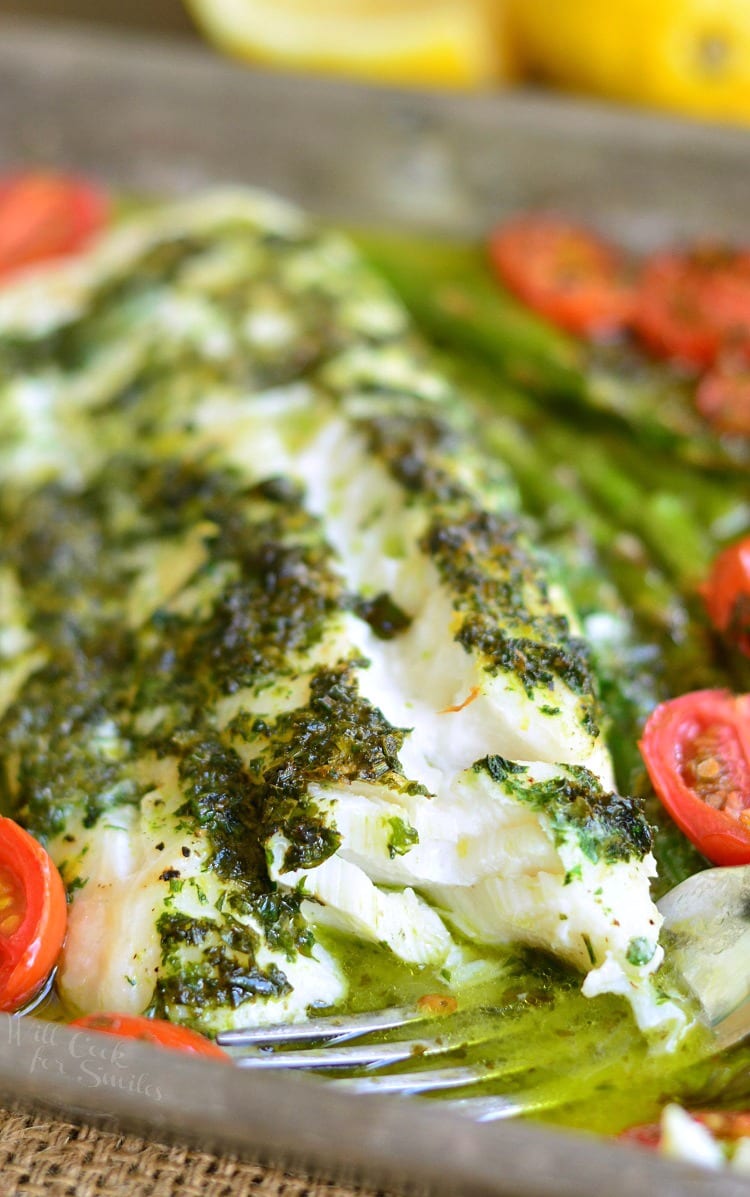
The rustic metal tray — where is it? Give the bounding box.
[0,17,749,1197]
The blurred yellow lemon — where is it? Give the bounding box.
[510,0,750,123]
[185,0,515,89]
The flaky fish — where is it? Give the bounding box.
[0,193,678,1036]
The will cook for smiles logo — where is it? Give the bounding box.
[3,1017,163,1101]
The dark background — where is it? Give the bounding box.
[0,0,198,36]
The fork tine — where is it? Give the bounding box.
[217,1004,436,1048]
[233,1038,447,1070]
[333,1064,487,1095]
[330,1048,546,1096]
[445,1094,537,1121]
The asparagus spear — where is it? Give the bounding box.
[353,231,750,470]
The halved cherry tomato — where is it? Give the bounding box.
[0,172,109,281]
[621,1109,750,1151]
[639,690,750,866]
[705,249,750,350]
[634,247,750,370]
[0,817,67,1012]
[618,1121,662,1149]
[696,357,750,438]
[488,216,636,338]
[701,535,750,656]
[70,1013,230,1061]
[697,1111,750,1142]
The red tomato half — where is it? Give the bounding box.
[70,1013,230,1061]
[0,818,67,1012]
[618,1121,662,1149]
[0,172,109,281]
[634,247,750,370]
[696,358,750,438]
[621,1109,750,1151]
[701,535,750,656]
[639,690,750,866]
[488,216,635,338]
[697,1110,750,1141]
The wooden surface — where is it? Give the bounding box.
[0,17,749,246]
[0,0,196,36]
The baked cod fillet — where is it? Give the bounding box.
[0,192,679,1036]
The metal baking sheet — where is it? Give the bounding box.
[0,17,749,1197]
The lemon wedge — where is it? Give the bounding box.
[185,0,515,89]
[510,0,750,124]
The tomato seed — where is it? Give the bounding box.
[695,758,721,780]
[0,867,25,928]
[682,725,750,813]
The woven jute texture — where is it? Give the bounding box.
[0,1107,402,1197]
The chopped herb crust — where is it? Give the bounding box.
[478,755,653,863]
[355,414,600,731]
[354,592,412,640]
[1,452,416,1013]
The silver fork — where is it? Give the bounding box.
[217,865,750,1119]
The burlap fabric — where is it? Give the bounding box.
[0,1108,402,1197]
